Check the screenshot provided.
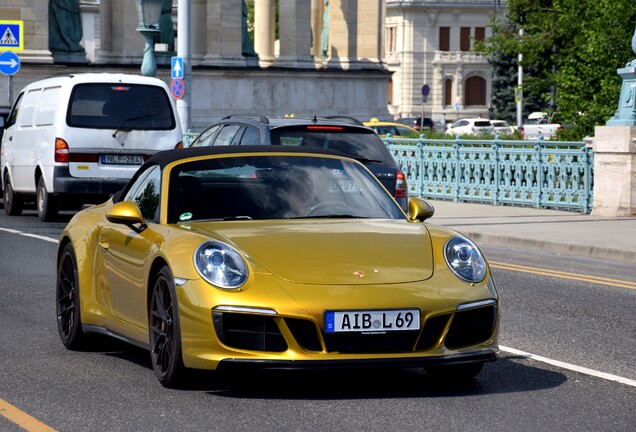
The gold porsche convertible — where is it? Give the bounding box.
[56,146,499,388]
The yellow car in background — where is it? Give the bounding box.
[56,146,499,388]
[364,118,420,137]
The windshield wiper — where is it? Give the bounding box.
[223,215,253,221]
[290,214,366,219]
[112,113,159,138]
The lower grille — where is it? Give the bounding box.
[444,305,497,349]
[213,312,287,352]
[323,331,419,353]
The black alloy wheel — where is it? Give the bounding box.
[149,266,186,388]
[3,172,24,216]
[56,243,86,349]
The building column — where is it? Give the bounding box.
[95,0,143,65]
[188,0,208,65]
[5,0,53,63]
[325,0,356,69]
[254,0,276,67]
[277,0,314,68]
[203,0,247,66]
[355,0,384,68]
[592,126,636,216]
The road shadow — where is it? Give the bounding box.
[87,337,566,398]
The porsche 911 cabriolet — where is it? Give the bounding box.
[56,146,499,388]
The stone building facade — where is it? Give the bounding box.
[385,0,506,122]
[0,0,390,130]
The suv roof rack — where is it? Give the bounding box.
[222,114,270,124]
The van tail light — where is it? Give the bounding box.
[394,170,408,199]
[521,126,525,139]
[55,138,69,163]
[175,141,184,149]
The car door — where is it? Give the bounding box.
[99,165,163,328]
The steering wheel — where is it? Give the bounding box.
[304,200,354,217]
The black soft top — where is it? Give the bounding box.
[145,145,348,170]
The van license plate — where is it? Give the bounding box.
[101,154,143,165]
[325,309,420,333]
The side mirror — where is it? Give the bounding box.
[408,197,435,222]
[106,201,146,230]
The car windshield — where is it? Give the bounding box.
[270,126,394,164]
[168,155,405,223]
[67,83,175,130]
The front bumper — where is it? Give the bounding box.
[217,350,497,372]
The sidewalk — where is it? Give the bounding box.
[427,200,636,265]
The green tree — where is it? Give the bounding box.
[482,0,636,139]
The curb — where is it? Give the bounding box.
[461,231,636,265]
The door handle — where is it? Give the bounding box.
[99,241,109,251]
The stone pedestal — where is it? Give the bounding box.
[592,126,636,216]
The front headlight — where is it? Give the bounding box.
[444,237,487,283]
[194,241,248,289]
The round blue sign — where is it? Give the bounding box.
[421,84,430,97]
[171,78,185,99]
[0,51,20,76]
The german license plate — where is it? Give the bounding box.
[329,180,362,193]
[325,309,420,333]
[101,154,143,165]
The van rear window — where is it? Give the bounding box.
[67,83,176,130]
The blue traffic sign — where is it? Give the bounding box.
[171,57,184,79]
[171,78,185,99]
[0,51,20,75]
[0,20,23,51]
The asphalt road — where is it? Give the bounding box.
[0,207,634,432]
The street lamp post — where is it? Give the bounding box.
[135,0,163,77]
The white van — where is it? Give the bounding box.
[1,73,182,221]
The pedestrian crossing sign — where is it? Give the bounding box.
[0,20,24,51]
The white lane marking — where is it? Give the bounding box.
[0,227,58,244]
[501,346,636,387]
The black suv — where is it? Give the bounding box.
[398,116,436,131]
[190,115,408,208]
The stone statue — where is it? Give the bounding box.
[321,0,329,59]
[242,0,257,57]
[155,0,175,51]
[48,0,85,54]
[628,26,636,67]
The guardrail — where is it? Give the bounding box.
[383,135,594,214]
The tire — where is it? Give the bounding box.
[425,362,485,382]
[3,173,24,216]
[149,266,187,388]
[56,243,87,349]
[37,176,58,221]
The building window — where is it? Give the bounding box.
[386,26,397,55]
[439,27,450,51]
[460,27,471,51]
[444,79,453,106]
[388,79,393,105]
[475,27,485,43]
[464,76,487,105]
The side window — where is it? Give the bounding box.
[35,87,60,126]
[19,89,41,127]
[192,124,221,147]
[5,93,24,128]
[239,126,260,144]
[125,165,161,222]
[213,124,242,146]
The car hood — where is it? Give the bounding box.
[186,219,434,285]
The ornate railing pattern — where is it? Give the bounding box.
[384,136,594,214]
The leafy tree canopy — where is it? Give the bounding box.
[481,0,636,139]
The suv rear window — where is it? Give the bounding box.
[270,126,394,164]
[67,83,175,130]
